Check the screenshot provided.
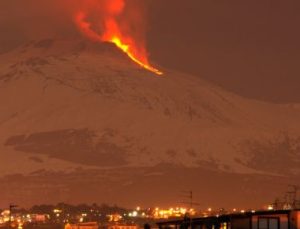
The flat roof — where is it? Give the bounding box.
[157,209,300,225]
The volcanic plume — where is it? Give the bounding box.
[74,0,163,75]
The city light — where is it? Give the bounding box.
[0,202,294,229]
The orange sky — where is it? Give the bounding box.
[0,0,300,103]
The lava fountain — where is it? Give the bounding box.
[75,0,163,76]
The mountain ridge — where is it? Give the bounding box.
[0,38,299,207]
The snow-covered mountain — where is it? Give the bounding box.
[0,38,299,208]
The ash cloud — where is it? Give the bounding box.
[0,0,146,52]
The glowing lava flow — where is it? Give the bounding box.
[74,0,163,76]
[109,36,163,75]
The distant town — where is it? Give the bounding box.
[0,203,194,229]
[1,196,300,229]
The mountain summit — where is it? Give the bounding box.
[0,38,299,208]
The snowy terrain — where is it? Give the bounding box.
[0,38,299,208]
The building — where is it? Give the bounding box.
[107,224,138,229]
[157,210,300,229]
[65,222,99,229]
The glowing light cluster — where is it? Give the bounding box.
[153,207,195,219]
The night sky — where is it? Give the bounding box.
[1,0,300,103]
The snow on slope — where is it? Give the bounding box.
[0,38,300,176]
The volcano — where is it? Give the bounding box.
[0,38,300,208]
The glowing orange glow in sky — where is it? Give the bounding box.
[75,0,163,76]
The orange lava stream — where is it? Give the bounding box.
[75,10,163,76]
[110,37,163,76]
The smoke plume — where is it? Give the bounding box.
[0,0,146,50]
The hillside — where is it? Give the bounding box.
[0,38,299,208]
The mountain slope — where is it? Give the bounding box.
[0,38,299,207]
